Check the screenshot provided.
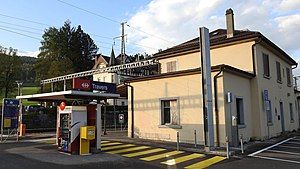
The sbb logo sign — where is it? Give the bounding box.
[73,78,91,91]
[81,82,90,89]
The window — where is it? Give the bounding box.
[236,98,244,125]
[262,53,270,77]
[286,67,291,86]
[276,61,281,82]
[111,75,114,83]
[161,99,179,125]
[166,61,177,73]
[290,103,294,122]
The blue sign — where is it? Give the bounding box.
[92,81,116,93]
[2,99,20,129]
[263,90,268,101]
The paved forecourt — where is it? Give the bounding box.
[101,140,226,169]
[248,136,300,164]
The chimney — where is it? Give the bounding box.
[226,8,234,38]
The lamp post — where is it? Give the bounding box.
[15,81,23,96]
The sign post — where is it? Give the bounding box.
[1,99,20,142]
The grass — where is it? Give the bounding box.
[0,86,40,106]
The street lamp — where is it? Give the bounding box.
[15,81,23,96]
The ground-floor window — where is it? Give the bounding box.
[236,98,245,125]
[160,99,179,125]
[289,103,294,122]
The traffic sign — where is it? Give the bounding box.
[119,114,124,124]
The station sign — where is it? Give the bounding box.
[72,78,116,93]
[92,81,116,93]
[1,99,20,129]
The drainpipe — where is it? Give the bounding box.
[251,38,262,76]
[124,82,134,138]
[213,67,224,147]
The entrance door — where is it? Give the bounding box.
[279,102,285,132]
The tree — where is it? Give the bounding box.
[0,47,21,98]
[36,21,98,81]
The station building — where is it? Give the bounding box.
[126,9,299,147]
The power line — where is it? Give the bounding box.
[56,0,120,24]
[0,27,42,41]
[0,20,44,31]
[126,24,176,45]
[0,13,50,27]
[0,25,42,36]
[56,0,175,46]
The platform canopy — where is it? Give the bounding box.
[16,90,120,102]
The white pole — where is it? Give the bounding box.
[226,136,230,159]
[96,103,102,150]
[1,99,4,142]
[177,131,180,151]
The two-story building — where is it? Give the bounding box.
[125,9,299,147]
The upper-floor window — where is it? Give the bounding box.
[276,61,281,82]
[166,61,177,73]
[286,67,291,86]
[262,53,270,77]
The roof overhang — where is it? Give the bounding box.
[16,90,120,102]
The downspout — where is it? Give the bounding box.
[124,82,134,138]
[251,38,262,76]
[213,67,224,147]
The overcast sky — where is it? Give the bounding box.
[0,0,299,74]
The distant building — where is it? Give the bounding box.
[126,9,299,147]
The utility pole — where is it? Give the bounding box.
[199,27,214,151]
[120,22,127,64]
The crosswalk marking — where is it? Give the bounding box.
[140,150,184,161]
[101,140,110,143]
[101,142,122,147]
[185,156,226,169]
[107,146,150,154]
[161,153,204,166]
[102,144,135,151]
[123,148,166,158]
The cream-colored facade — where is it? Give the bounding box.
[126,10,299,147]
[127,32,299,147]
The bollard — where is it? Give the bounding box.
[226,136,230,159]
[177,131,180,151]
[194,130,197,148]
[240,134,244,154]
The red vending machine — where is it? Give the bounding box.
[57,106,87,154]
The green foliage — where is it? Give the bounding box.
[36,21,98,81]
[0,47,22,98]
[19,56,37,86]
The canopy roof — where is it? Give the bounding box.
[16,90,120,102]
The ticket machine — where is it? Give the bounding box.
[57,106,87,154]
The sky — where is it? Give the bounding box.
[0,0,299,73]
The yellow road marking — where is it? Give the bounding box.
[107,146,149,154]
[101,140,110,143]
[101,142,122,146]
[102,144,135,151]
[123,148,166,158]
[185,156,226,169]
[140,151,184,161]
[161,153,204,165]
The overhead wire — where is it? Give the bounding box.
[56,0,176,46]
[0,27,42,41]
